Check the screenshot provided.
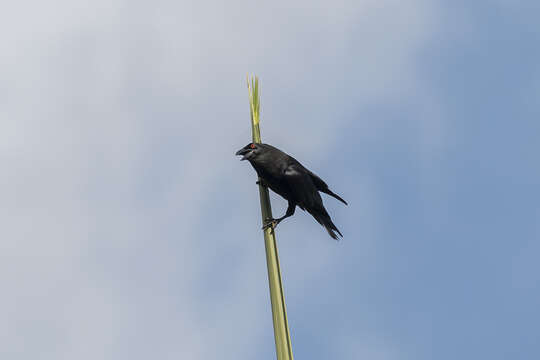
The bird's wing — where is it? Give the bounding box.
[307,170,348,205]
[283,164,322,210]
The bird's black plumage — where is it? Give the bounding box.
[236,143,347,240]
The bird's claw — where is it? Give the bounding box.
[256,180,268,187]
[262,218,278,231]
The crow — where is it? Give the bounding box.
[236,142,347,240]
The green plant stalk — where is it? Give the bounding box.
[247,75,294,360]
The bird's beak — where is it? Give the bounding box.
[235,148,249,161]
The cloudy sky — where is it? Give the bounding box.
[2,1,539,359]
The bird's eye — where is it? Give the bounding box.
[250,143,256,149]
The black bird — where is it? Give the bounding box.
[236,143,347,240]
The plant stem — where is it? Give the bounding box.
[247,75,294,360]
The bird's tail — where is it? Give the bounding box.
[308,207,343,240]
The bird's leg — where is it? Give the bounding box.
[275,201,296,225]
[262,202,296,230]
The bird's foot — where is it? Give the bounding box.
[256,180,268,188]
[262,218,279,231]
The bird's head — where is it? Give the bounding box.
[235,142,261,161]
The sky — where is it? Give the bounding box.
[1,1,539,359]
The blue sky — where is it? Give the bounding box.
[2,1,539,359]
